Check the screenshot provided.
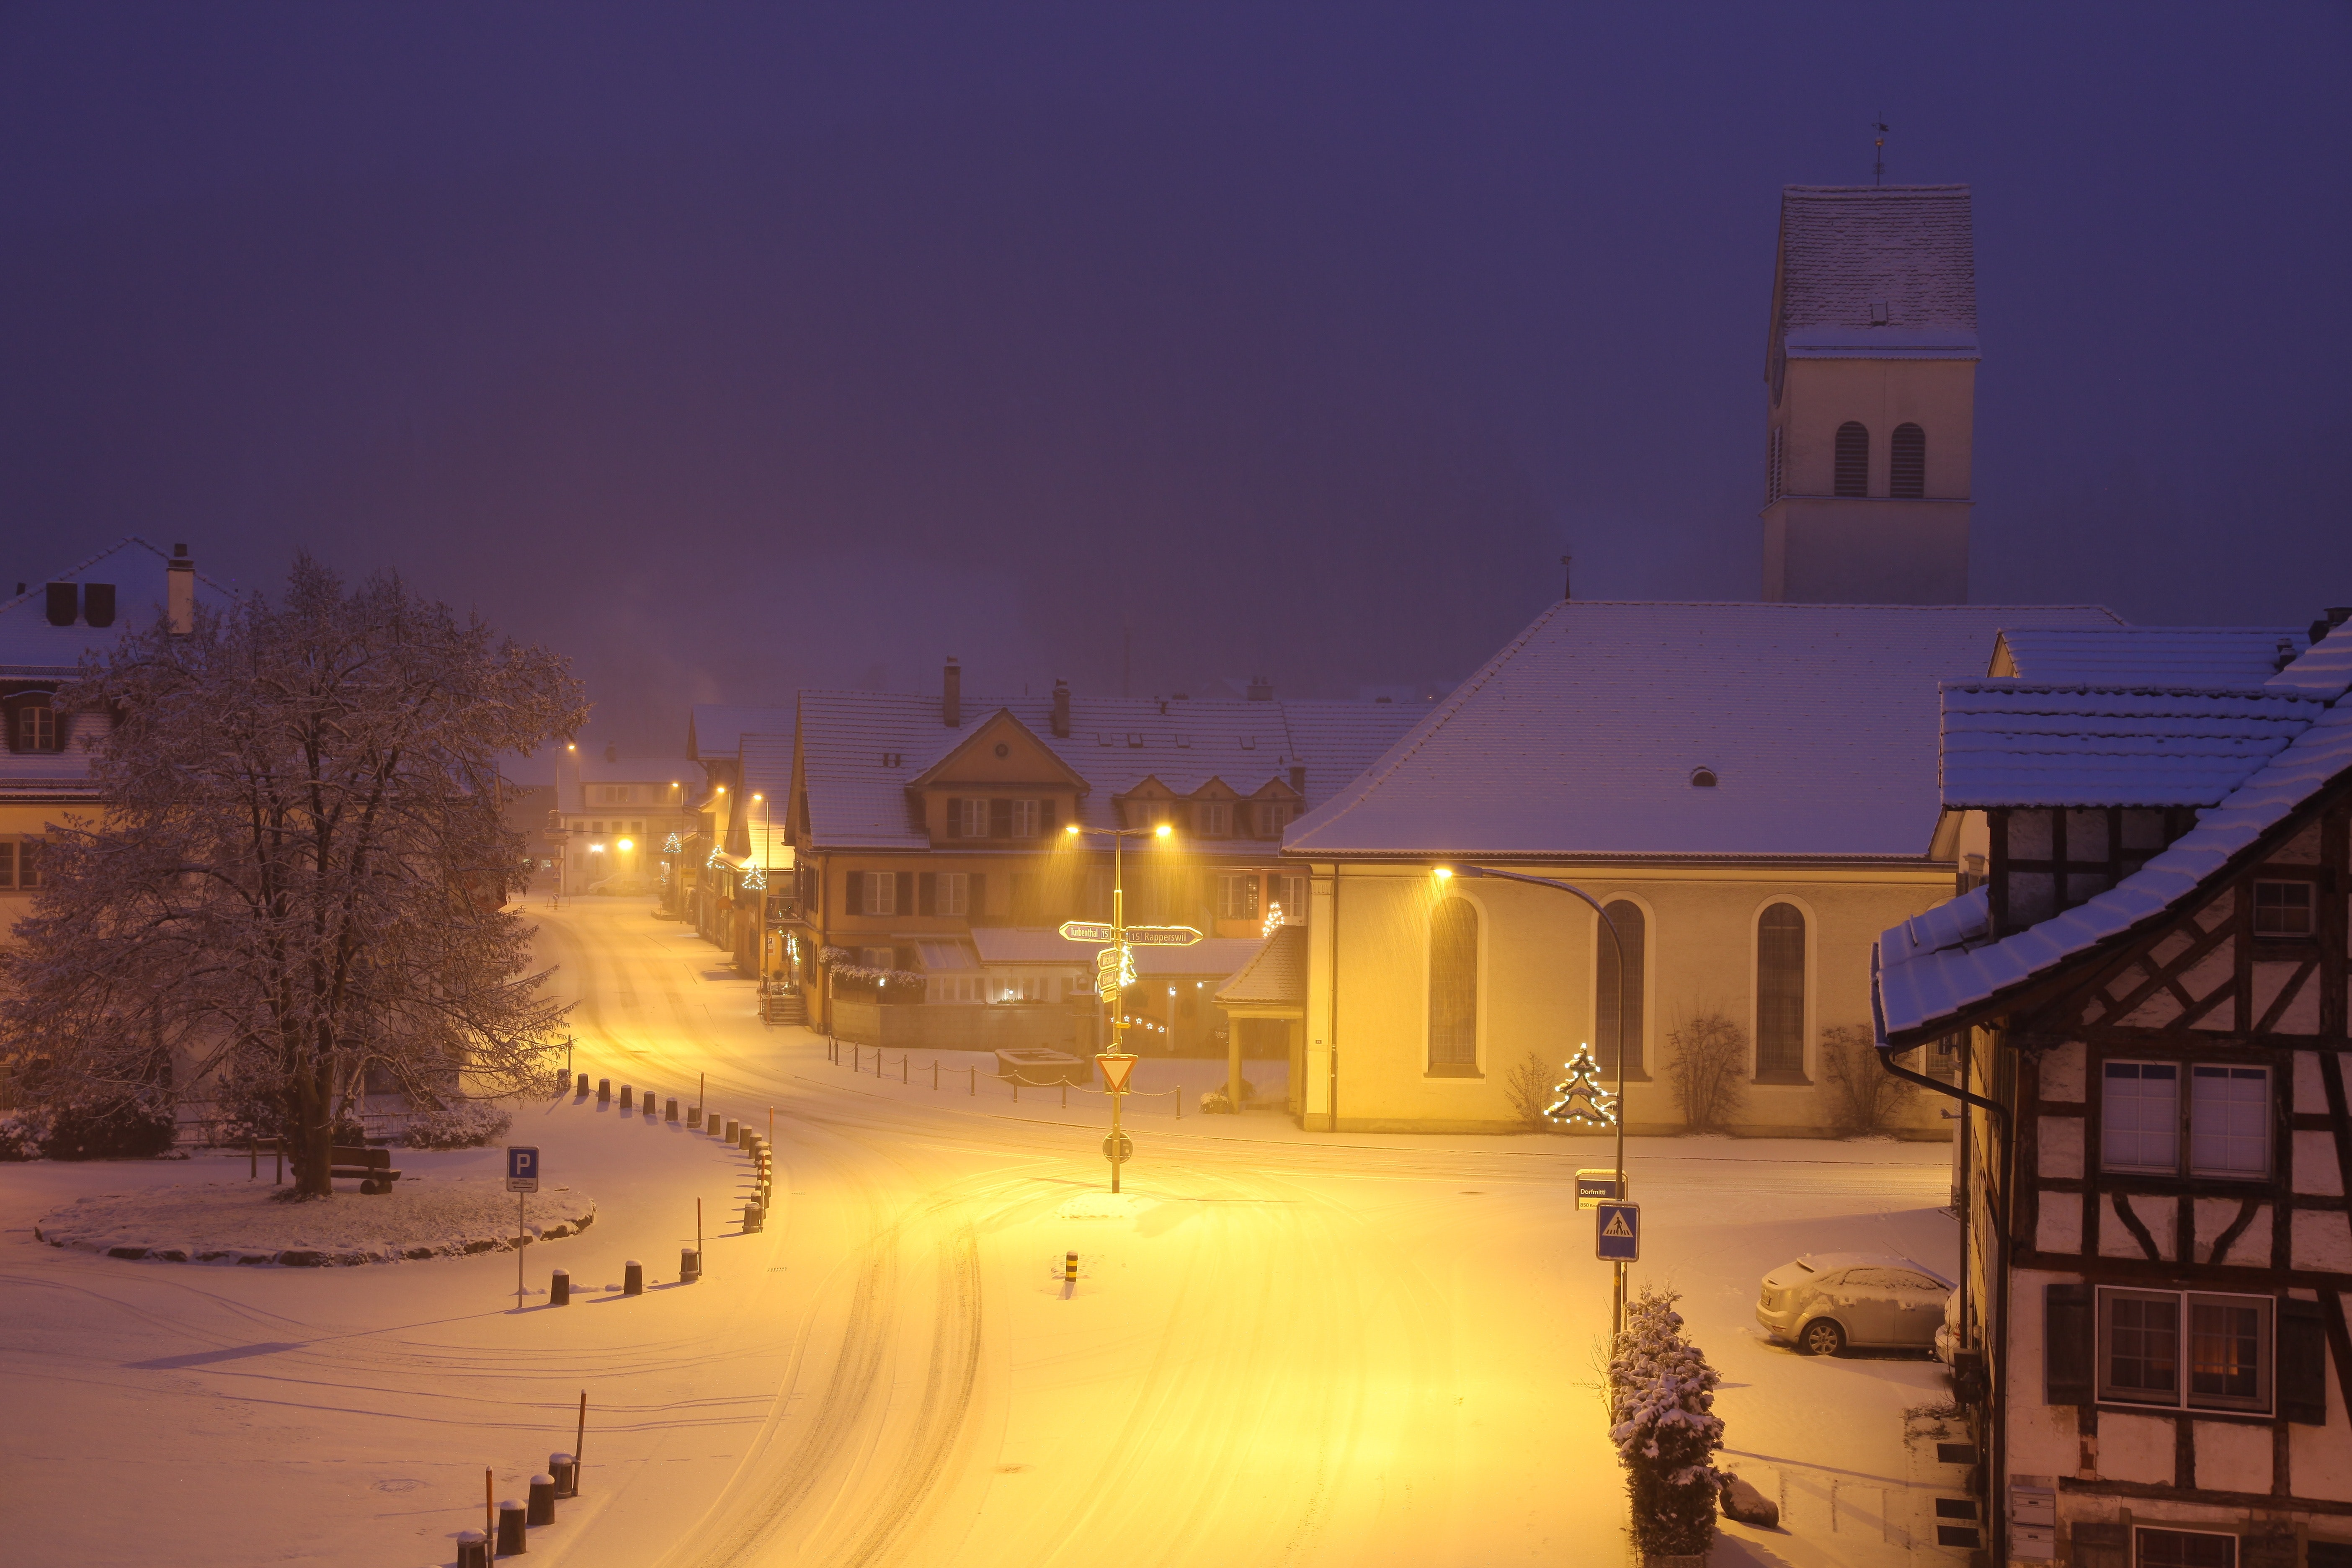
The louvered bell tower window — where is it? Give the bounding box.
[1833,422,1870,497]
[1890,423,1926,498]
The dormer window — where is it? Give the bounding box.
[1197,801,1232,838]
[1253,801,1294,837]
[13,699,58,753]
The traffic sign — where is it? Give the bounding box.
[1058,921,1116,944]
[1124,925,1202,947]
[506,1145,541,1194]
[1102,1131,1134,1164]
[1595,1201,1640,1262]
[1576,1169,1630,1210]
[1096,1052,1138,1093]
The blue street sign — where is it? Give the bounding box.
[1576,1169,1629,1210]
[1595,1200,1640,1262]
[506,1145,541,1193]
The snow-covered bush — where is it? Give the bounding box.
[1820,1024,1918,1135]
[0,1111,45,1161]
[40,1096,179,1161]
[1609,1285,1727,1560]
[1199,1091,1234,1114]
[400,1100,513,1150]
[1664,1012,1748,1133]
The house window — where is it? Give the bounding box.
[860,872,897,917]
[1217,873,1260,921]
[1427,897,1479,1075]
[935,872,969,917]
[1009,799,1039,838]
[1595,901,1646,1078]
[1085,869,1113,921]
[1890,423,1926,498]
[2135,1528,2238,1568]
[2253,879,2314,936]
[1269,873,1306,922]
[15,701,58,752]
[1833,422,1870,497]
[1755,903,1806,1078]
[1125,799,1173,830]
[1197,801,1232,838]
[858,945,895,969]
[951,798,990,838]
[0,840,11,889]
[2101,1060,2270,1179]
[2097,1287,2272,1414]
[1254,801,1294,838]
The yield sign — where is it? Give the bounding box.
[1096,1052,1139,1093]
[1124,924,1202,947]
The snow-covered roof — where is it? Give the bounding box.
[687,704,792,762]
[1773,186,1977,361]
[1990,625,2306,687]
[968,927,1266,977]
[1282,600,2121,862]
[1215,924,1307,1009]
[1938,681,2324,808]
[794,690,1422,851]
[1879,703,2352,1039]
[0,536,233,674]
[732,732,794,865]
[2264,632,2352,699]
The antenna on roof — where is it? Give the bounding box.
[1872,113,1888,186]
[1560,554,1573,601]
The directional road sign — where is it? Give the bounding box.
[1594,1200,1640,1263]
[1102,1131,1134,1164]
[1058,921,1116,944]
[506,1145,541,1194]
[1123,924,1203,947]
[1576,1170,1630,1210]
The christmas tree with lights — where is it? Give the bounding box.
[1546,1044,1619,1129]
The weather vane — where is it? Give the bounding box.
[1872,113,1888,186]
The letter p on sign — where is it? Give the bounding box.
[506,1146,541,1193]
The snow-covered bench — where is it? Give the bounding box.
[330,1144,403,1196]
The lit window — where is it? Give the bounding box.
[2253,880,2314,936]
[1217,874,1260,921]
[2098,1287,2272,1415]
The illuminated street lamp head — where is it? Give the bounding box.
[1433,867,1453,881]
[1154,823,1171,839]
[617,838,632,851]
[1065,822,1081,835]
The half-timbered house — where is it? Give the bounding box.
[1875,631,2352,1568]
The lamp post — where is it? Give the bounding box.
[752,792,770,990]
[1437,863,1632,1339]
[1063,820,1179,1193]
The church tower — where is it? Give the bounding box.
[1760,185,1976,603]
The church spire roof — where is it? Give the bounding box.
[1769,184,1977,362]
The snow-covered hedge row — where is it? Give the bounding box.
[1608,1285,1727,1560]
[400,1101,514,1150]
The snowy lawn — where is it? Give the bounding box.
[34,1173,596,1264]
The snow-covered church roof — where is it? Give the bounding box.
[1772,185,1977,362]
[1280,600,2120,863]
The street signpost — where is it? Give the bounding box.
[1122,925,1202,946]
[1057,921,1116,943]
[1096,1052,1138,1191]
[1575,1170,1630,1210]
[1102,1132,1134,1164]
[1595,1200,1641,1263]
[507,1147,542,1305]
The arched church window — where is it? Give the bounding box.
[1755,903,1807,1078]
[1890,423,1926,498]
[1427,897,1479,1075]
[1833,423,1870,497]
[1595,901,1646,1078]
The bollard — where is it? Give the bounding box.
[575,1073,588,1097]
[619,1085,632,1110]
[666,1097,678,1122]
[744,1200,763,1233]
[853,1043,860,1072]
[527,1474,556,1527]
[548,1452,576,1499]
[687,1106,701,1128]
[596,1078,610,1104]
[725,1118,739,1143]
[969,1065,975,1096]
[623,1259,643,1296]
[933,1060,939,1091]
[457,1530,490,1568]
[680,1247,701,1284]
[497,1498,527,1555]
[549,1268,570,1307]
[1065,1251,1078,1284]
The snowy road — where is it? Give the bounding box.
[0,897,1967,1567]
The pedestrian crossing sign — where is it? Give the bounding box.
[1595,1200,1640,1262]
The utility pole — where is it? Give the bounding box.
[1560,554,1573,601]
[1872,113,1888,186]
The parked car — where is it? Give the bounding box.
[1754,1251,1954,1356]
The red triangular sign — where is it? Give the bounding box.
[1096,1052,1138,1093]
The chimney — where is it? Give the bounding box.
[1289,764,1307,796]
[942,657,962,727]
[167,544,195,636]
[83,584,116,627]
[45,583,78,627]
[1247,675,1274,702]
[1051,678,1070,738]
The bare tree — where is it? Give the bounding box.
[1820,1024,1918,1136]
[1665,1011,1749,1133]
[0,557,585,1198]
[1503,1050,1560,1131]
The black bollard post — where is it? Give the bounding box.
[680,1246,702,1284]
[548,1452,576,1499]
[527,1473,556,1527]
[687,1106,701,1129]
[665,1097,678,1122]
[619,1085,632,1111]
[623,1259,643,1296]
[744,1201,763,1233]
[549,1268,570,1307]
[496,1498,527,1555]
[596,1078,610,1104]
[456,1530,490,1568]
[575,1073,588,1097]
[725,1118,738,1144]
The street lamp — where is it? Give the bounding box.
[1061,818,1182,1192]
[1436,863,1634,1338]
[752,792,772,990]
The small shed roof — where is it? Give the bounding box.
[1214,924,1307,1011]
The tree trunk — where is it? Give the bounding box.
[294,1058,335,1197]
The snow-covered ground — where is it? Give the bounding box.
[34,1173,597,1264]
[0,897,1968,1566]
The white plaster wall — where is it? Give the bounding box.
[2180,948,2236,1030]
[2296,1051,2329,1113]
[2271,823,2323,864]
[2038,1197,2083,1255]
[2038,1117,2084,1179]
[2295,1131,2345,1197]
[2292,1210,2352,1272]
[2192,1421,2270,1493]
[2097,1412,2175,1483]
[2004,1269,2080,1479]
[2099,1194,2177,1260]
[2040,1042,2087,1102]
[2251,962,2322,1034]
[2192,1198,2269,1264]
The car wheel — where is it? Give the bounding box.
[1798,1318,1846,1357]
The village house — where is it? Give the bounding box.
[1874,621,2352,1568]
[673,704,790,931]
[547,743,696,900]
[734,662,1420,1053]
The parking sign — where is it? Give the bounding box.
[1594,1200,1640,1262]
[506,1145,541,1193]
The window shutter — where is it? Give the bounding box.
[1039,799,1057,835]
[945,798,965,838]
[895,872,914,917]
[2280,1297,2327,1424]
[969,872,987,921]
[2044,1283,2094,1405]
[990,798,1012,838]
[919,873,937,916]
